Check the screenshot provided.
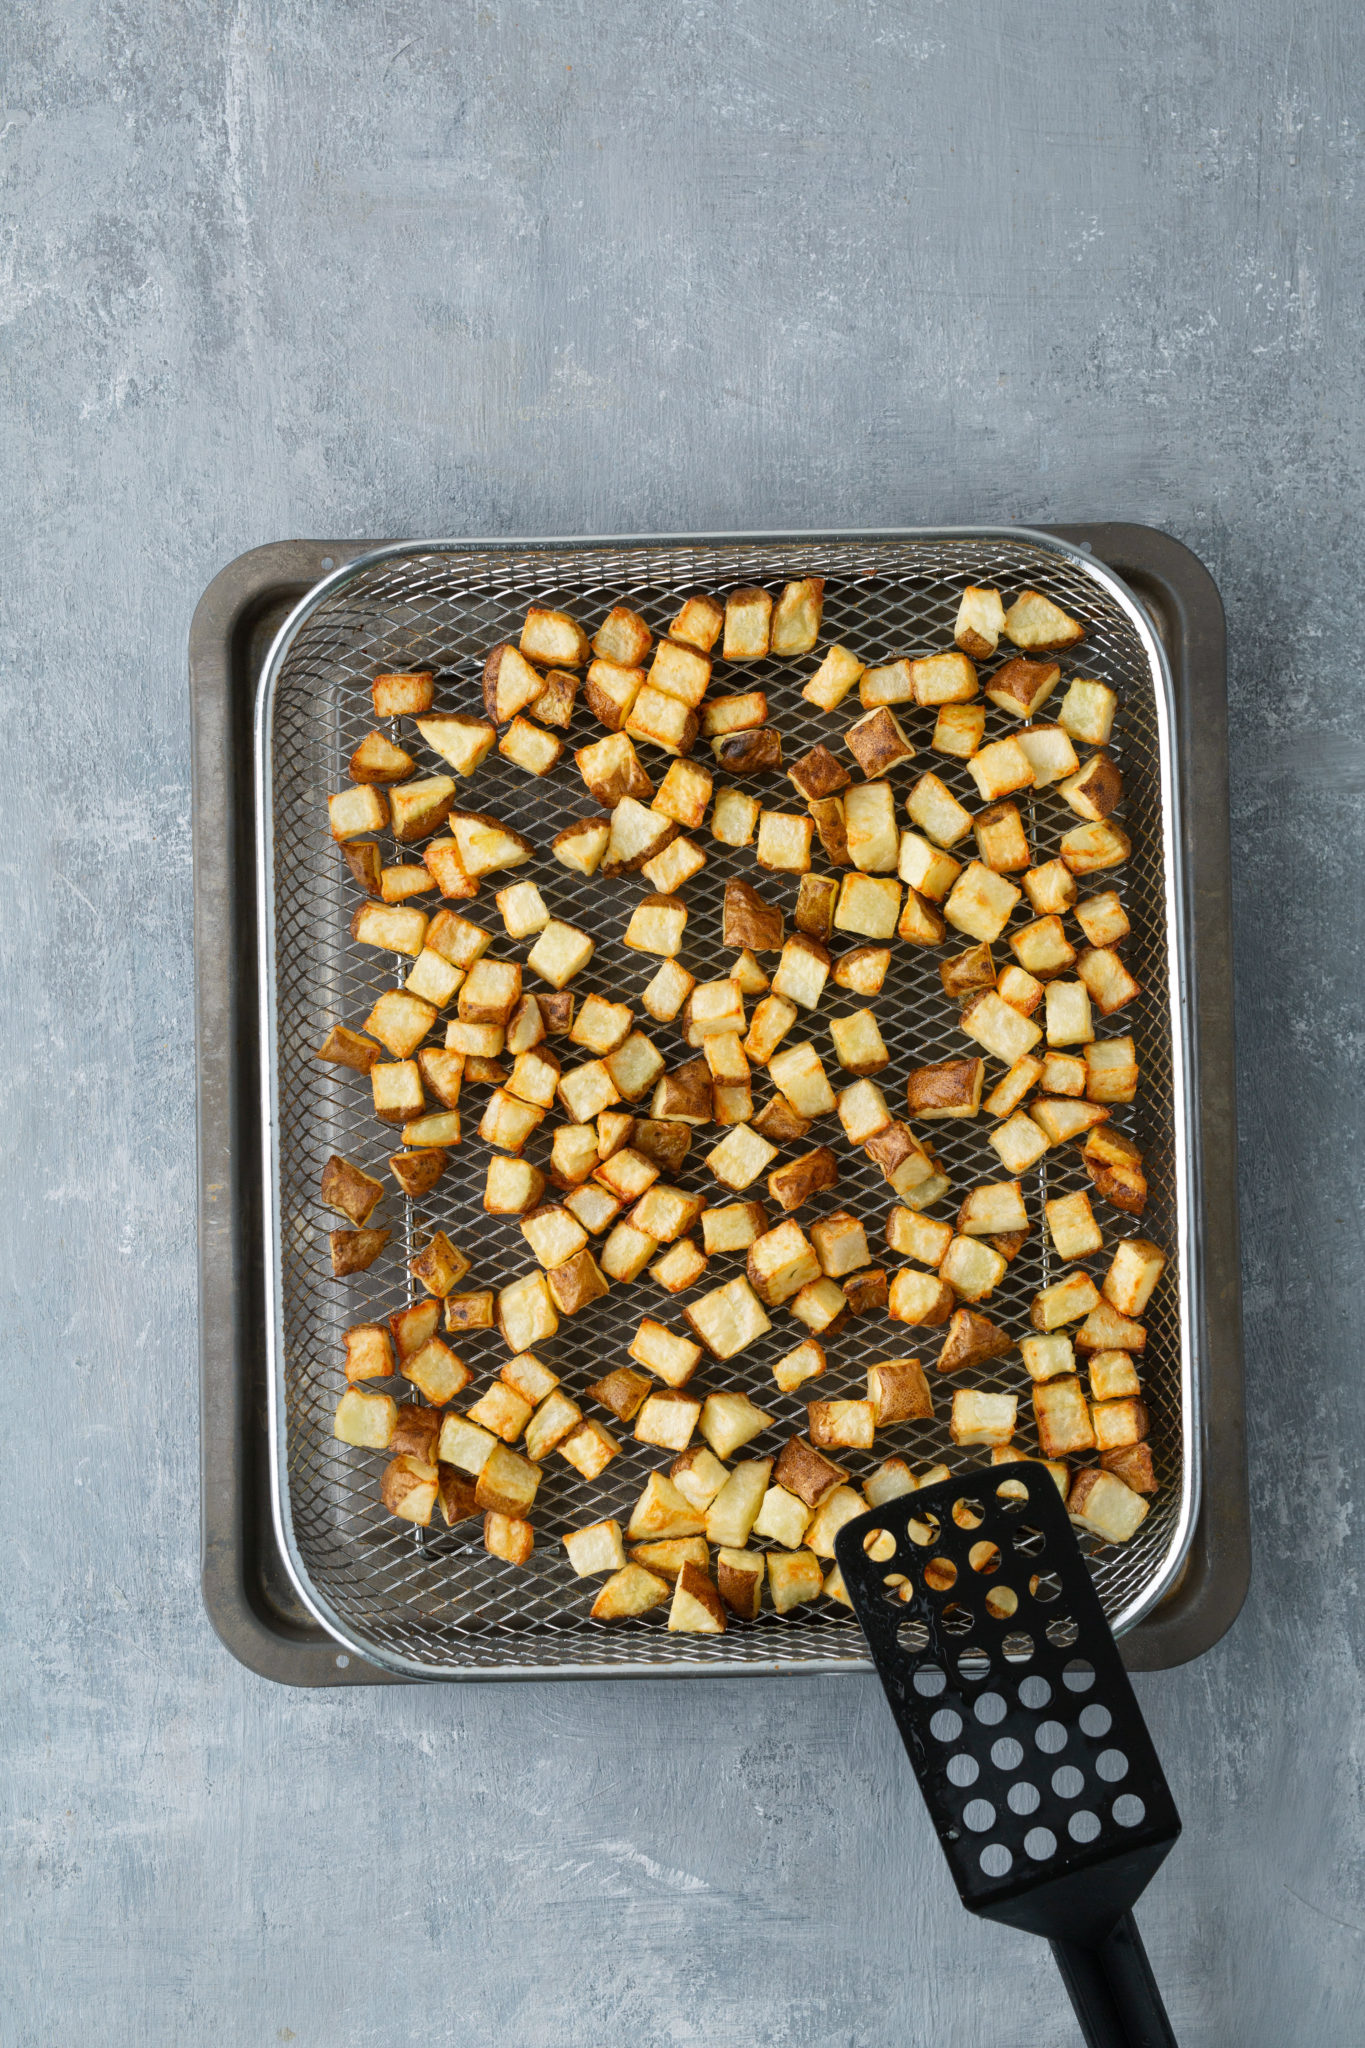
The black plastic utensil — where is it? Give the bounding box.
[833,1462,1180,2047]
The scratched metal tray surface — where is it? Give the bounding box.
[254,530,1198,1680]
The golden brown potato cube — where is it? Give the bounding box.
[767,1550,825,1612]
[1060,819,1132,875]
[495,1268,559,1351]
[329,1225,390,1276]
[563,1518,628,1579]
[700,1200,768,1258]
[706,1123,779,1193]
[939,942,996,1004]
[550,816,611,882]
[1102,1238,1167,1317]
[404,947,465,1008]
[598,1221,658,1283]
[527,667,578,729]
[520,604,590,669]
[455,958,520,1028]
[983,1055,1045,1120]
[626,685,700,757]
[718,881,783,961]
[1069,1468,1149,1542]
[559,1418,622,1484]
[908,650,978,706]
[478,1089,545,1153]
[341,839,385,898]
[402,1334,471,1405]
[1032,1096,1109,1143]
[771,934,831,1013]
[752,1101,812,1152]
[905,771,974,849]
[803,1484,868,1559]
[930,702,985,761]
[370,1061,424,1124]
[867,1120,933,1183]
[898,830,962,903]
[525,920,594,993]
[349,729,415,786]
[604,1032,665,1104]
[641,958,696,1026]
[445,1021,504,1061]
[766,1041,836,1119]
[807,794,851,867]
[554,1061,619,1130]
[837,1078,893,1147]
[1046,1190,1104,1262]
[1060,752,1124,823]
[868,1358,933,1425]
[446,811,534,880]
[832,945,891,996]
[668,1448,729,1514]
[888,1267,956,1326]
[381,1454,439,1525]
[807,1398,875,1451]
[845,707,916,778]
[1077,1300,1148,1354]
[414,712,498,779]
[1031,1271,1102,1331]
[944,862,1021,945]
[1044,980,1094,1047]
[406,1231,470,1302]
[1004,590,1084,651]
[668,1561,727,1634]
[623,893,688,958]
[904,1057,984,1120]
[844,781,899,873]
[1057,676,1117,747]
[984,656,1061,723]
[708,790,761,856]
[789,1275,851,1336]
[699,1390,769,1460]
[482,1156,546,1216]
[964,739,1033,807]
[1006,915,1075,981]
[634,1388,703,1452]
[863,1458,918,1508]
[773,1436,848,1511]
[1038,1051,1087,1097]
[492,882,548,944]
[443,1291,496,1335]
[1101,1443,1158,1498]
[713,1548,763,1620]
[1076,946,1141,1018]
[591,1563,672,1619]
[466,1380,533,1445]
[505,1047,562,1109]
[388,1146,448,1199]
[957,1180,1028,1237]
[858,657,914,708]
[592,604,653,667]
[587,1368,652,1424]
[390,1406,442,1466]
[1087,1349,1141,1401]
[652,756,714,831]
[949,1389,1017,1448]
[520,1202,591,1271]
[998,965,1044,1017]
[885,1208,953,1267]
[712,727,783,775]
[628,1534,711,1582]
[548,1246,612,1319]
[973,801,1031,875]
[721,585,772,660]
[755,810,815,875]
[829,1008,889,1077]
[803,644,864,710]
[729,950,770,1000]
[1092,1396,1149,1453]
[1019,1333,1076,1385]
[329,786,390,844]
[937,1308,1012,1375]
[333,1387,398,1451]
[953,586,1006,659]
[628,1471,708,1541]
[746,1217,822,1306]
[475,1442,542,1517]
[788,742,851,803]
[785,879,838,951]
[702,691,770,739]
[365,989,439,1062]
[651,1057,713,1126]
[702,1032,750,1090]
[771,1339,826,1395]
[629,1183,706,1245]
[563,1181,623,1236]
[342,1323,395,1385]
[939,1234,1007,1302]
[389,775,458,845]
[1033,1375,1095,1459]
[1073,887,1129,948]
[575,730,654,808]
[372,669,435,717]
[520,1389,582,1463]
[647,636,712,707]
[320,1153,385,1228]
[833,872,901,940]
[768,576,824,656]
[632,1120,692,1174]
[706,1458,775,1548]
[498,715,563,779]
[683,1274,773,1359]
[1085,1037,1139,1105]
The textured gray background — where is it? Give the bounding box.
[3,2,1362,2042]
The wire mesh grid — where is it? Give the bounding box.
[259,533,1190,1677]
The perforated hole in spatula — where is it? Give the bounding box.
[833,1464,1181,1947]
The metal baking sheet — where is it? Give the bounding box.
[251,530,1202,1681]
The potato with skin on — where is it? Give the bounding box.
[1092,1395,1150,1452]
[1060,752,1124,823]
[525,667,577,729]
[557,1418,622,1483]
[340,839,385,898]
[388,1145,448,1199]
[317,1023,381,1074]
[1082,1124,1147,1212]
[767,1041,836,1118]
[321,1154,385,1227]
[632,1119,694,1172]
[804,1484,868,1560]
[867,1358,933,1425]
[974,801,1032,874]
[585,1368,651,1425]
[937,1307,1012,1375]
[803,644,865,710]
[651,1057,713,1127]
[788,742,851,803]
[905,1057,985,1121]
[444,1291,496,1334]
[1101,1442,1158,1498]
[752,1096,812,1145]
[603,795,678,876]
[349,729,416,785]
[769,1150,841,1217]
[898,886,947,947]
[954,586,1007,659]
[889,1267,956,1326]
[723,586,773,660]
[985,656,1062,721]
[627,685,701,758]
[808,1398,876,1451]
[712,727,784,775]
[391,774,460,844]
[845,706,916,778]
[329,1227,390,1276]
[1069,1468,1149,1544]
[940,943,996,1004]
[342,1320,396,1382]
[467,1380,533,1445]
[623,893,688,959]
[807,794,851,867]
[669,1561,727,1634]
[381,1455,440,1527]
[575,731,654,810]
[668,1446,730,1514]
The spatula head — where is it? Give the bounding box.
[833,1462,1180,1948]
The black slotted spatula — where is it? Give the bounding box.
[833,1463,1181,2048]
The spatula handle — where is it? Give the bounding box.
[1050,1913,1178,2047]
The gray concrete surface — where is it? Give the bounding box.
[3,2,1362,2042]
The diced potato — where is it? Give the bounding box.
[867,1359,933,1425]
[746,1217,822,1306]
[624,893,688,958]
[1058,677,1117,747]
[723,586,773,660]
[767,1550,825,1612]
[1092,1395,1149,1452]
[1061,752,1124,822]
[1020,860,1078,919]
[885,1209,953,1266]
[650,1057,713,1125]
[756,810,815,875]
[910,650,979,705]
[937,1308,1011,1374]
[1088,1349,1142,1401]
[584,656,645,732]
[593,604,653,667]
[1085,1037,1139,1104]
[557,1419,621,1482]
[889,1267,956,1326]
[961,990,1043,1065]
[651,756,713,832]
[1102,1238,1167,1316]
[669,1446,730,1512]
[836,1079,892,1147]
[998,964,1044,1017]
[700,1390,770,1460]
[771,935,830,1013]
[807,795,850,866]
[521,1391,584,1464]
[771,1339,827,1395]
[985,656,1061,721]
[832,946,891,996]
[667,1561,727,1634]
[329,785,390,842]
[1060,819,1132,875]
[1040,1051,1087,1096]
[415,712,498,777]
[381,1455,439,1526]
[833,873,902,939]
[1046,1190,1104,1262]
[863,1458,918,1508]
[409,1230,471,1298]
[808,1398,875,1450]
[371,1061,424,1124]
[1068,1468,1149,1543]
[1020,1332,1076,1384]
[1075,889,1131,948]
[437,1412,497,1475]
[702,692,769,740]
[965,737,1034,805]
[683,1276,773,1359]
[626,685,701,757]
[1033,1097,1110,1143]
[954,585,1006,658]
[730,949,771,998]
[563,1520,628,1578]
[767,1042,836,1118]
[754,1485,814,1548]
[974,801,1031,874]
[944,862,1021,944]
[496,1269,559,1350]
[788,742,851,802]
[844,707,915,778]
[333,1387,398,1450]
[467,1380,533,1444]
[829,1009,888,1077]
[803,644,865,710]
[590,1564,672,1620]
[770,576,825,656]
[932,701,986,759]
[857,657,913,708]
[1045,980,1095,1047]
[498,715,563,778]
[803,1484,866,1559]
[634,1389,703,1452]
[1076,946,1141,1017]
[939,1234,1007,1302]
[706,1458,775,1549]
[1030,1271,1102,1331]
[898,830,962,901]
[982,1055,1044,1120]
[904,1057,984,1120]
[957,1180,1028,1236]
[949,1388,1017,1447]
[711,785,762,849]
[1077,1301,1148,1353]
[1034,1375,1095,1458]
[668,592,725,652]
[844,781,899,873]
[520,605,590,669]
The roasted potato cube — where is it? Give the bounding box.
[388,1146,448,1199]
[984,656,1061,722]
[623,892,688,958]
[1061,752,1124,822]
[771,934,831,1012]
[520,1202,590,1271]
[807,1398,875,1451]
[832,946,891,996]
[467,1380,533,1444]
[1033,1375,1095,1458]
[755,810,815,875]
[1076,946,1141,1018]
[729,948,770,997]
[957,1180,1028,1237]
[789,1275,851,1336]
[767,1042,836,1119]
[457,958,522,1027]
[390,1406,442,1466]
[334,1387,398,1450]
[982,1055,1045,1120]
[628,1472,708,1541]
[939,1234,1006,1302]
[754,1482,815,1549]
[350,728,416,786]
[787,877,838,947]
[712,727,783,774]
[1019,1332,1077,1385]
[944,862,1021,945]
[444,1021,504,1061]
[642,638,710,712]
[1046,1190,1104,1262]
[668,1561,727,1634]
[519,605,589,669]
[833,873,902,940]
[961,989,1043,1065]
[605,1032,666,1103]
[505,1047,562,1109]
[575,731,654,810]
[668,592,725,652]
[595,1145,657,1202]
[626,685,700,757]
[1030,1271,1102,1331]
[445,810,533,879]
[548,1123,598,1190]
[937,1308,1012,1375]
[371,1061,424,1124]
[390,775,458,844]
[415,710,498,777]
[931,701,987,760]
[1088,1349,1142,1401]
[997,964,1044,1017]
[496,1269,560,1350]
[771,1339,827,1396]
[746,1217,821,1306]
[641,958,696,1025]
[807,794,851,866]
[706,1457,774,1549]
[1060,819,1132,875]
[788,742,851,803]
[366,989,439,1060]
[523,1389,584,1461]
[586,1368,652,1423]
[712,1079,754,1126]
[404,948,466,1008]
[1082,1124,1147,1212]
[1073,886,1130,948]
[1058,677,1117,747]
[721,585,772,660]
[436,1412,497,1475]
[863,1458,918,1508]
[584,655,645,732]
[803,644,865,710]
[885,1209,953,1266]
[951,585,1006,658]
[524,919,594,992]
[1002,590,1083,651]
[837,1078,893,1146]
[699,1390,770,1461]
[478,1089,545,1153]
[1077,1300,1147,1353]
[904,1057,985,1121]
[949,1388,1017,1447]
[898,830,962,903]
[1102,1237,1167,1316]
[660,1451,725,1518]
[974,801,1031,875]
[766,1550,824,1612]
[845,707,916,779]
[844,781,899,873]
[706,1123,779,1193]
[686,979,748,1043]
[1039,1050,1087,1096]
[1092,1396,1149,1453]
[321,1153,385,1227]
[563,995,631,1060]
[711,785,762,849]
[426,910,492,971]
[598,1221,659,1283]
[889,1267,956,1326]
[331,785,395,849]
[563,1519,629,1578]
[858,657,914,708]
[526,667,577,729]
[767,575,823,656]
[1044,980,1095,1047]
[633,1119,694,1173]
[703,1031,750,1088]
[651,756,714,832]
[341,839,385,897]
[380,1454,439,1525]
[867,1358,933,1426]
[1101,1443,1158,1498]
[965,737,1034,805]
[1085,1037,1139,1105]
[940,942,996,1004]
[626,1317,702,1389]
[498,715,563,779]
[906,772,974,849]
[804,1483,867,1558]
[1007,915,1076,981]
[651,1057,713,1126]
[683,1275,773,1359]
[551,816,611,881]
[711,1548,763,1620]
[443,1291,496,1334]
[828,1009,889,1077]
[1068,1467,1149,1543]
[591,1563,672,1620]
[329,1227,390,1276]
[774,1436,848,1511]
[555,1061,620,1129]
[699,1200,768,1258]
[635,1388,703,1452]
[558,1418,621,1483]
[1032,1096,1110,1143]
[474,1443,542,1517]
[630,1183,706,1244]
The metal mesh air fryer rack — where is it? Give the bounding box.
[255,529,1199,1681]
